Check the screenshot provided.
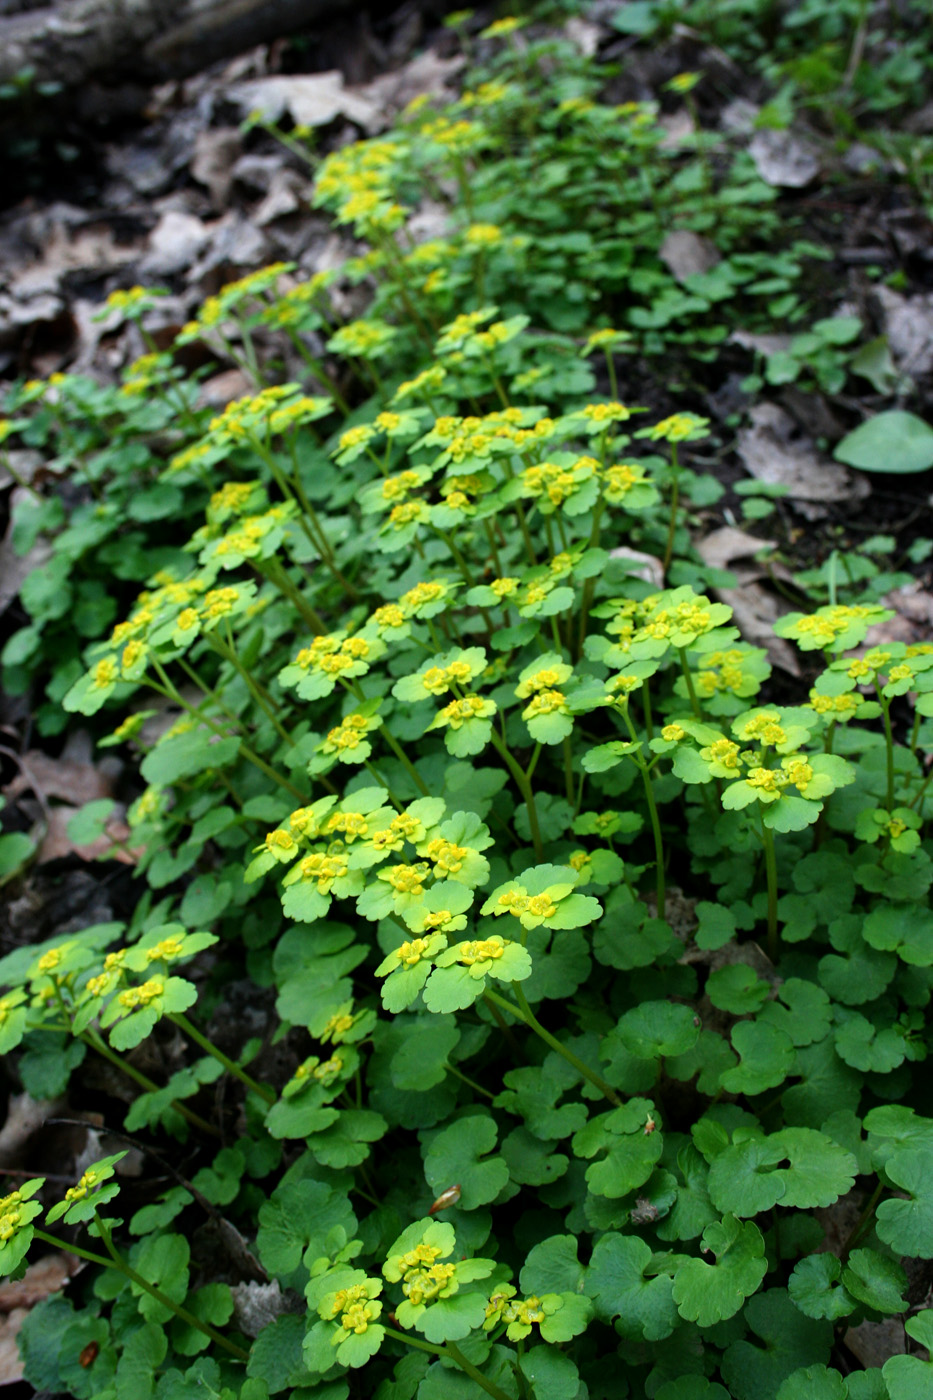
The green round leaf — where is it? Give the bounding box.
[834,410,933,475]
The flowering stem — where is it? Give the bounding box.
[259,555,327,634]
[562,735,575,804]
[381,1329,511,1400]
[840,1179,885,1262]
[211,629,295,750]
[621,710,665,917]
[79,1028,218,1138]
[662,442,681,580]
[875,689,896,811]
[484,986,621,1105]
[489,730,543,861]
[444,1061,496,1100]
[603,349,619,402]
[32,1225,249,1360]
[168,1013,275,1104]
[377,726,431,796]
[677,648,702,719]
[149,661,304,800]
[759,818,779,962]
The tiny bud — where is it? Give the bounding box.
[644,1115,656,1135]
[79,1342,100,1368]
[428,1183,462,1215]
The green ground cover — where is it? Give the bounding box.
[1,4,933,1397]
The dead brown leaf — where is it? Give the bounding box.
[226,71,379,132]
[659,230,720,284]
[190,127,243,209]
[736,402,870,510]
[608,545,664,588]
[0,1093,56,1165]
[695,525,801,675]
[4,747,113,808]
[0,1253,77,1313]
[873,285,933,379]
[748,128,821,187]
[36,805,136,866]
[845,1318,906,1369]
[0,1308,27,1383]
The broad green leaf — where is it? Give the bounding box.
[671,1215,766,1325]
[720,1022,795,1096]
[721,1289,832,1400]
[520,1345,580,1400]
[423,1115,508,1210]
[572,1098,663,1199]
[775,1365,847,1400]
[708,1128,857,1217]
[587,1233,678,1340]
[834,410,933,475]
[616,1001,700,1059]
[520,1236,586,1296]
[875,1149,933,1257]
[788,1254,854,1321]
[842,1248,908,1314]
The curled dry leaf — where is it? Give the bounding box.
[748,127,821,187]
[872,285,933,379]
[736,402,870,507]
[659,230,720,284]
[0,1253,77,1313]
[695,525,802,677]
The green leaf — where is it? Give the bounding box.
[775,1365,847,1400]
[672,1215,767,1326]
[587,1233,678,1340]
[572,1098,663,1198]
[256,1179,356,1282]
[720,1022,795,1096]
[842,1248,908,1314]
[694,902,737,951]
[114,1323,168,1400]
[616,1001,700,1058]
[788,1254,854,1321]
[130,1234,190,1322]
[708,1128,857,1217]
[520,1345,580,1400]
[706,964,769,1014]
[418,1291,489,1344]
[721,1289,833,1400]
[519,1236,586,1296]
[423,1115,508,1210]
[883,1353,933,1400]
[390,1018,460,1091]
[875,1149,933,1257]
[834,410,933,475]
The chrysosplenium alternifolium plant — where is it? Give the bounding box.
[2,20,933,1400]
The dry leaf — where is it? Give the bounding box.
[608,546,664,588]
[695,525,776,572]
[659,230,720,284]
[0,1309,27,1383]
[140,209,212,278]
[873,285,933,378]
[4,747,113,807]
[0,1093,56,1164]
[36,805,136,867]
[748,128,821,187]
[350,50,465,130]
[736,402,870,506]
[845,1318,906,1369]
[226,72,378,132]
[190,127,243,208]
[0,1254,76,1312]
